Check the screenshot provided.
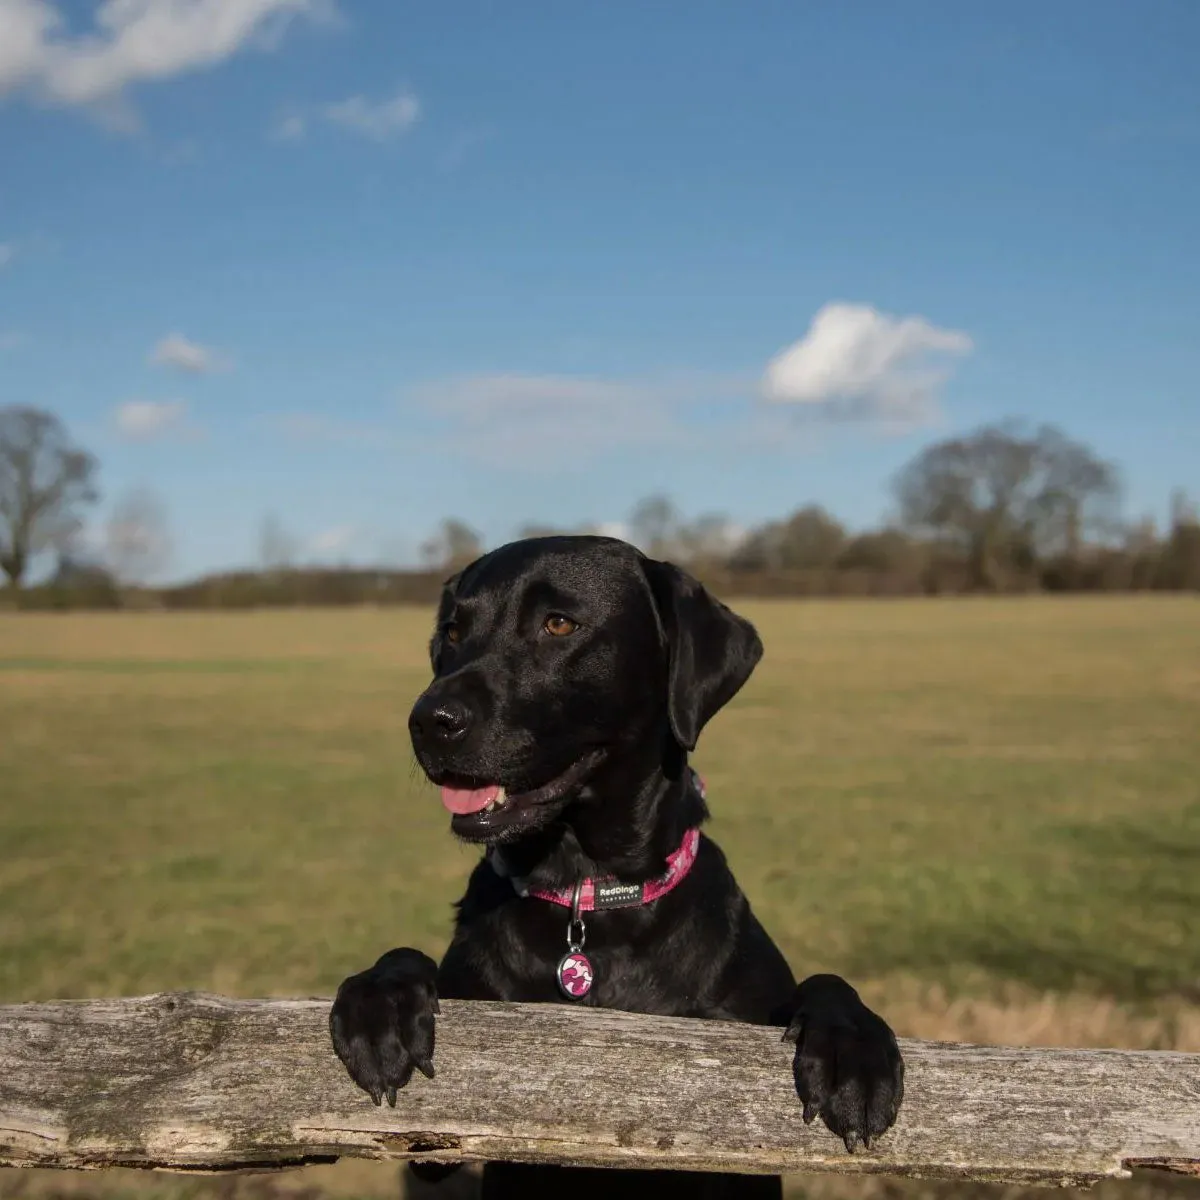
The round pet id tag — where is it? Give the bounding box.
[557,950,594,999]
[557,879,594,999]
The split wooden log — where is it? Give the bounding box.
[1,993,1198,1186]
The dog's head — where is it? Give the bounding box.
[408,535,762,844]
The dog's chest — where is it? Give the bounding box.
[487,902,711,1015]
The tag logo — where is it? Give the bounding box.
[593,880,643,910]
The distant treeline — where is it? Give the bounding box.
[3,407,1198,609]
[10,520,1200,611]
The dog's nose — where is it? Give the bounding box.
[409,695,473,746]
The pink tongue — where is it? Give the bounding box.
[440,783,501,815]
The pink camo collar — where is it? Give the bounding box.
[493,772,705,912]
[525,826,700,911]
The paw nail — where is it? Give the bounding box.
[802,1102,818,1124]
[844,1132,859,1154]
[385,1086,397,1107]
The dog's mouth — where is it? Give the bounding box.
[436,751,604,842]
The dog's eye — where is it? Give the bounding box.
[443,623,461,645]
[543,614,578,637]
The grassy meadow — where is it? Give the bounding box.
[2,596,1199,1200]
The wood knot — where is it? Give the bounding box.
[150,992,195,1017]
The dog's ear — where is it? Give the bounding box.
[643,558,763,751]
[428,570,462,670]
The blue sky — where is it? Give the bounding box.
[1,0,1198,579]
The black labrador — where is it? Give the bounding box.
[330,536,903,1199]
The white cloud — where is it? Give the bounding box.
[761,302,973,431]
[323,90,420,140]
[269,89,420,144]
[268,375,691,468]
[150,332,225,374]
[0,0,54,94]
[273,331,955,477]
[308,524,357,555]
[0,0,335,124]
[408,373,694,468]
[271,112,306,142]
[415,373,687,419]
[114,398,188,440]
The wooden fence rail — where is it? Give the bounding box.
[1,993,1198,1187]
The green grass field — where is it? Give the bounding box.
[2,597,1199,1199]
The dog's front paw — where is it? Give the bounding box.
[329,947,440,1106]
[783,973,904,1153]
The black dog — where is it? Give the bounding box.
[330,536,903,1198]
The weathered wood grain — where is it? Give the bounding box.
[1,993,1197,1186]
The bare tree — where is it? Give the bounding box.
[780,506,846,568]
[420,518,483,572]
[516,523,571,540]
[674,513,743,567]
[1169,488,1199,529]
[259,513,298,573]
[730,506,846,572]
[106,488,172,586]
[0,406,99,589]
[893,422,1120,589]
[1029,426,1123,557]
[1161,489,1200,591]
[629,495,679,557]
[837,527,924,573]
